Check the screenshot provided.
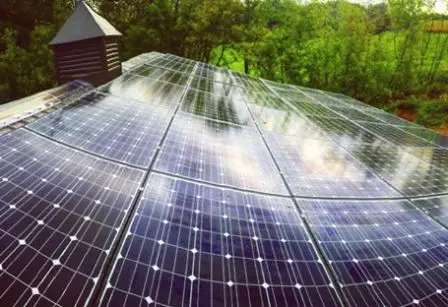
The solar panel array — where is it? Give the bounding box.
[1,52,448,307]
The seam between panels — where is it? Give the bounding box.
[294,88,448,234]
[235,76,348,307]
[153,169,448,202]
[152,169,290,199]
[87,62,199,307]
[225,74,276,307]
[22,128,148,171]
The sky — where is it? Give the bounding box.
[349,0,447,13]
[435,0,447,13]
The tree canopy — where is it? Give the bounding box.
[1,0,448,128]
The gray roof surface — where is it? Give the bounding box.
[50,1,122,45]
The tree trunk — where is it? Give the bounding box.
[244,58,250,74]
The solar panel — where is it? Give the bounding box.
[180,89,253,127]
[349,143,448,197]
[154,114,288,195]
[264,134,400,198]
[356,122,435,147]
[2,52,448,307]
[413,196,448,228]
[298,198,448,307]
[27,92,174,168]
[392,126,448,147]
[0,129,144,306]
[100,174,341,307]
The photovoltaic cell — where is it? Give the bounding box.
[154,114,288,195]
[28,92,174,167]
[264,134,400,198]
[323,91,373,109]
[306,117,380,146]
[356,122,435,147]
[98,74,186,108]
[145,56,196,74]
[413,196,448,229]
[180,89,253,127]
[189,76,237,94]
[3,52,448,307]
[364,110,417,127]
[230,72,270,93]
[298,198,448,307]
[244,91,327,139]
[194,63,234,85]
[396,126,448,147]
[129,66,191,86]
[101,174,341,307]
[296,88,354,109]
[330,107,385,123]
[349,143,448,197]
[0,129,144,307]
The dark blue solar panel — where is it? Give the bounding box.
[0,129,144,307]
[4,52,448,307]
[27,92,175,168]
[298,198,448,307]
[100,174,341,306]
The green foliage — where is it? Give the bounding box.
[1,0,448,130]
[385,95,448,127]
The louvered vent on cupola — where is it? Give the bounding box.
[49,1,122,86]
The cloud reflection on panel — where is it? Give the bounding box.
[264,134,400,198]
[98,73,186,109]
[154,114,288,195]
[180,88,253,127]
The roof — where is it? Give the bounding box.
[2,52,448,307]
[0,81,92,134]
[49,1,121,45]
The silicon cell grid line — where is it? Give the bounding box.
[348,143,448,197]
[244,91,328,139]
[98,73,186,109]
[305,117,380,147]
[263,133,400,199]
[396,126,448,147]
[100,173,342,307]
[128,66,192,86]
[27,92,175,168]
[193,63,234,85]
[154,113,288,195]
[179,88,253,127]
[0,129,145,307]
[146,55,196,74]
[413,196,448,229]
[356,122,436,148]
[297,198,448,307]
